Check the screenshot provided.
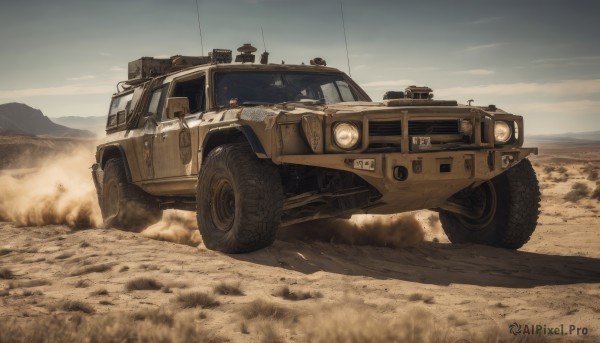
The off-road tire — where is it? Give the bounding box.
[439,159,540,249]
[196,143,284,253]
[101,158,162,232]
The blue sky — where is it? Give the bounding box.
[0,0,598,134]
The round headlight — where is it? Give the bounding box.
[494,121,512,143]
[333,122,360,149]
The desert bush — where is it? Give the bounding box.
[61,300,95,314]
[90,288,108,296]
[591,186,600,201]
[564,182,590,202]
[70,263,112,276]
[8,279,49,289]
[241,299,294,321]
[175,292,219,309]
[132,308,174,327]
[0,312,227,343]
[74,279,92,288]
[407,293,435,304]
[213,282,244,296]
[54,251,75,260]
[273,286,322,301]
[543,165,555,174]
[257,323,284,343]
[125,277,163,291]
[0,267,14,279]
[0,248,13,256]
[588,170,599,181]
[556,166,568,174]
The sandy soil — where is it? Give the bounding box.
[0,137,599,342]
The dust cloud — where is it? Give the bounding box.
[0,146,102,229]
[141,210,201,247]
[279,213,425,248]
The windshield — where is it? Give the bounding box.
[214,71,359,106]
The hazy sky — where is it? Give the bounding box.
[0,0,599,134]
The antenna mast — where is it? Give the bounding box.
[261,27,267,52]
[195,0,205,55]
[340,0,351,76]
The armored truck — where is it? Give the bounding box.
[92,44,540,253]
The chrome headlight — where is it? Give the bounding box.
[494,121,512,143]
[333,122,360,149]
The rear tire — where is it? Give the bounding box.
[439,159,540,249]
[196,143,284,253]
[100,158,162,232]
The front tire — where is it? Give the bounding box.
[439,159,540,249]
[196,143,284,253]
[100,158,162,232]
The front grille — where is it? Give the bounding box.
[368,121,402,136]
[408,120,459,135]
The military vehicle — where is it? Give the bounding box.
[92,44,540,253]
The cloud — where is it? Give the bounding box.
[465,16,503,25]
[66,75,96,81]
[360,80,415,89]
[436,79,600,97]
[531,55,600,65]
[462,43,504,52]
[0,84,114,99]
[508,100,600,115]
[453,69,495,76]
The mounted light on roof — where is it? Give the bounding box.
[235,43,257,63]
[209,49,232,64]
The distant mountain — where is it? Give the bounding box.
[528,131,600,142]
[51,115,106,135]
[0,103,93,138]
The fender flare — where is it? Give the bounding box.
[97,144,133,183]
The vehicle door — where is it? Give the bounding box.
[152,73,205,179]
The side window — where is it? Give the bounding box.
[336,81,354,101]
[107,92,133,129]
[171,75,206,119]
[320,83,341,104]
[146,86,167,120]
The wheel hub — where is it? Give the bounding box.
[210,178,236,231]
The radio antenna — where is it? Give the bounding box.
[195,0,205,55]
[261,27,267,52]
[340,0,351,76]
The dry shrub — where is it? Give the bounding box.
[257,322,285,343]
[273,286,322,301]
[126,277,163,291]
[74,279,92,288]
[175,291,219,309]
[70,263,112,276]
[588,170,599,181]
[556,166,568,174]
[132,308,174,327]
[543,165,555,174]
[213,282,244,296]
[408,293,435,304]
[0,146,101,229]
[141,210,202,247]
[55,251,75,260]
[279,214,424,248]
[8,279,49,289]
[0,248,13,256]
[0,267,14,279]
[592,186,600,201]
[119,265,130,272]
[61,300,95,314]
[90,288,108,296]
[0,312,227,343]
[564,182,590,202]
[241,299,294,321]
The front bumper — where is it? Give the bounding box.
[275,147,537,213]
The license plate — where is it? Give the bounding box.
[411,136,431,147]
[353,158,375,171]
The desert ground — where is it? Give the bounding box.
[0,134,599,343]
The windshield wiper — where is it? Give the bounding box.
[241,101,276,106]
[278,99,325,106]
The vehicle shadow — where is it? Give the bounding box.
[229,239,600,288]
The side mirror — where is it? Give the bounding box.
[165,97,190,120]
